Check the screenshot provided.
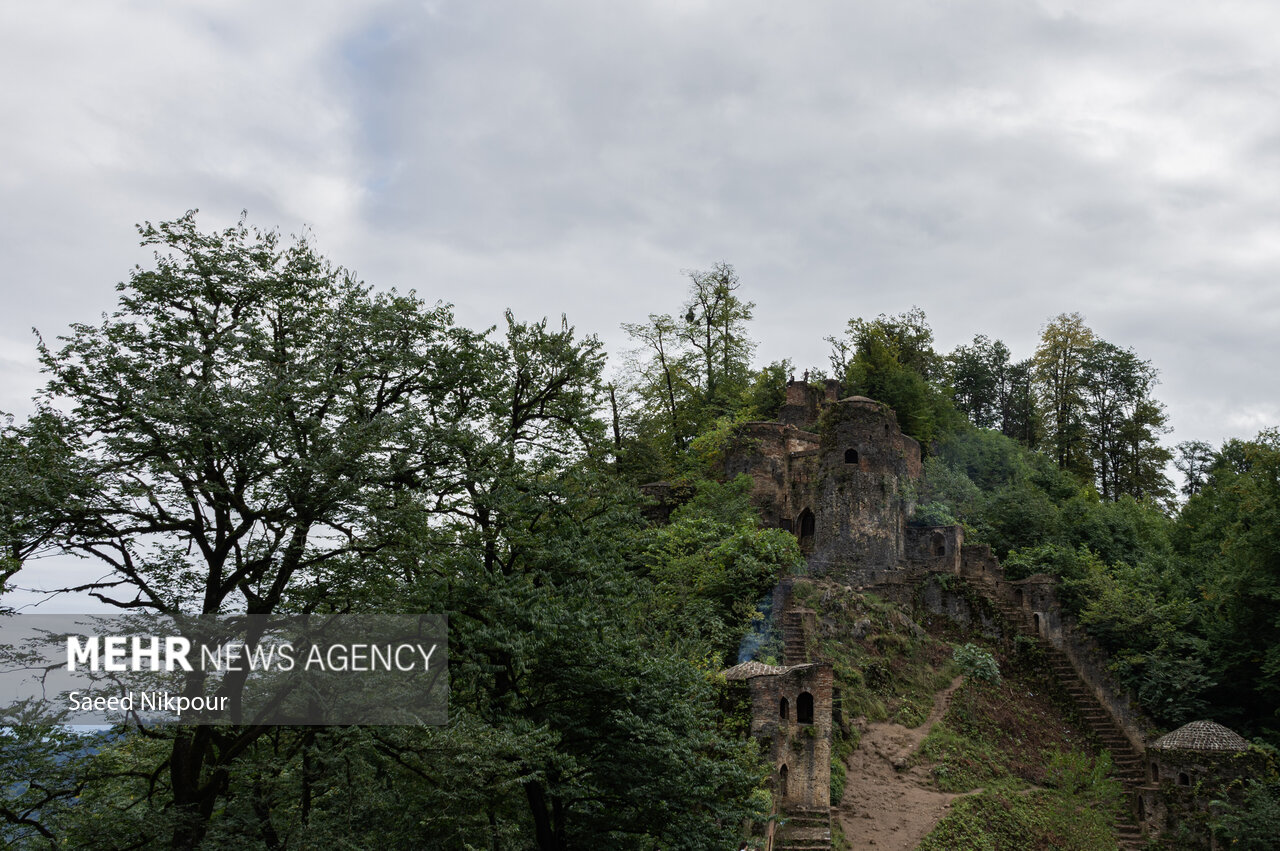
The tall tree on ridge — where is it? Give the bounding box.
[1034,312,1095,479]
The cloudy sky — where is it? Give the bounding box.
[3,0,1279,456]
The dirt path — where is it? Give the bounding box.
[834,677,966,850]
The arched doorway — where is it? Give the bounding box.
[798,509,815,549]
[779,764,789,799]
[779,697,789,720]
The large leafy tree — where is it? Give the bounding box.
[945,334,1039,446]
[619,264,756,474]
[1079,341,1171,503]
[1176,430,1280,740]
[4,214,767,849]
[1033,312,1095,478]
[827,307,956,448]
[18,212,472,847]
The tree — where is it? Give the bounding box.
[827,307,955,448]
[20,212,475,846]
[1080,342,1153,500]
[678,262,755,416]
[948,335,1007,431]
[945,335,1039,446]
[1175,440,1216,498]
[6,214,772,848]
[1033,312,1095,477]
[1176,430,1280,741]
[620,312,689,460]
[619,264,757,473]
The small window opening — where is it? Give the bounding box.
[1151,763,1159,783]
[1178,772,1190,786]
[779,697,789,720]
[1014,589,1023,606]
[1033,613,1041,634]
[797,691,814,724]
[779,764,789,797]
[844,448,859,464]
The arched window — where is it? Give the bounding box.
[932,531,946,557]
[1150,763,1159,783]
[797,691,814,724]
[779,764,788,798]
[1178,772,1190,786]
[1033,613,1041,635]
[844,448,859,464]
[779,697,789,720]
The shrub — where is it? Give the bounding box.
[953,643,1001,684]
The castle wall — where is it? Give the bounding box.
[723,422,819,528]
[959,545,1151,758]
[808,398,922,578]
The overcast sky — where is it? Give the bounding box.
[3,0,1278,460]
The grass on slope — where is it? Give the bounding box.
[914,636,1129,849]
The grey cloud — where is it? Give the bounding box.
[1,0,1278,455]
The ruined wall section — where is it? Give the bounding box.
[808,397,923,578]
[905,524,964,573]
[723,422,819,531]
[778,379,842,430]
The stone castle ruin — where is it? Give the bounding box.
[701,380,1260,850]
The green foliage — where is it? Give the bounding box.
[618,263,757,475]
[1042,747,1119,800]
[741,359,792,421]
[641,476,804,664]
[953,643,1000,684]
[826,307,959,449]
[917,782,1122,851]
[1174,430,1280,741]
[918,723,1009,792]
[1,216,773,850]
[686,413,752,477]
[946,334,1039,446]
[1212,779,1280,850]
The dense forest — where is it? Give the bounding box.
[1,214,1278,848]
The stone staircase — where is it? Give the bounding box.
[986,595,1147,850]
[782,609,809,666]
[773,807,832,851]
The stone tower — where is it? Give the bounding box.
[808,396,922,576]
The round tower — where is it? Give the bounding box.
[808,397,922,577]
